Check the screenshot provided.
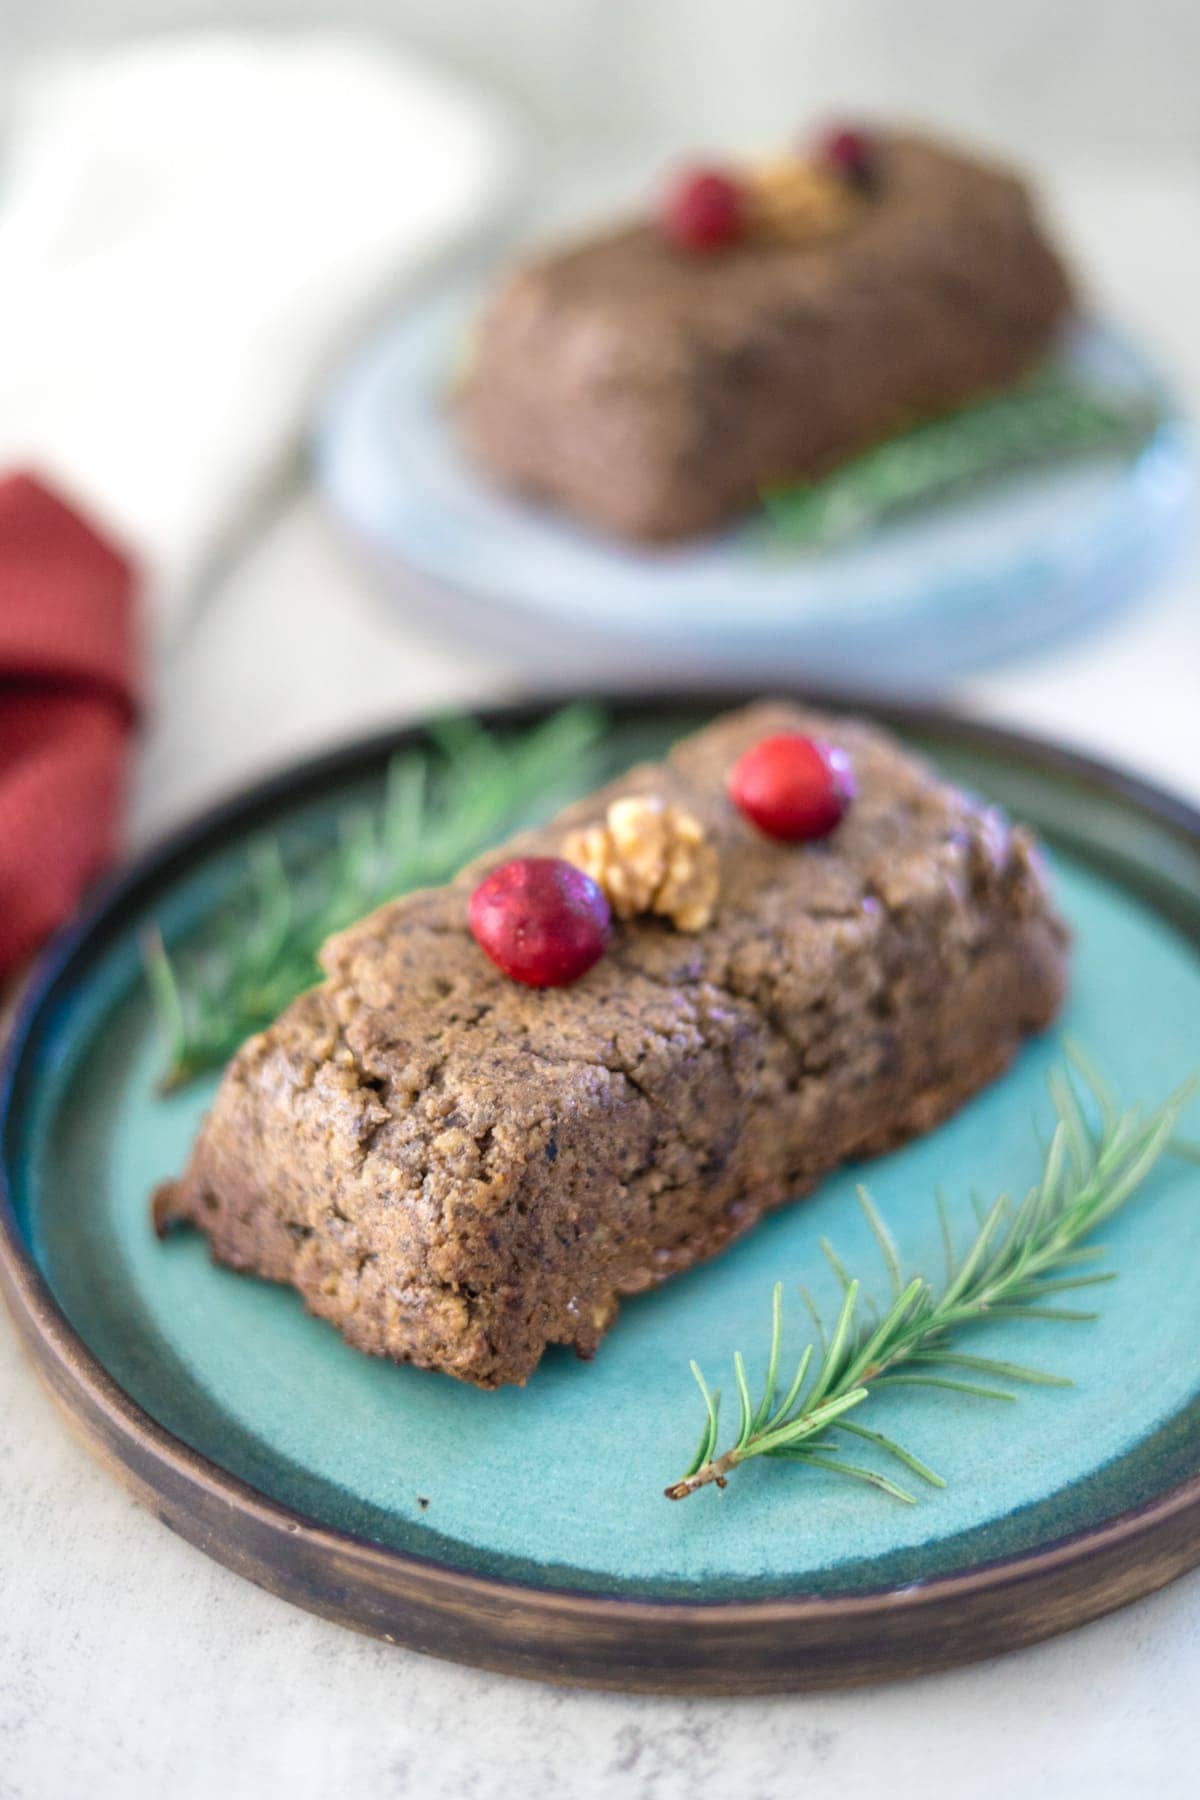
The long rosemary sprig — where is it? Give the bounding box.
[761,371,1160,549]
[146,705,605,1089]
[666,1053,1197,1502]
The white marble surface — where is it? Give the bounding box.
[3,160,1200,1797]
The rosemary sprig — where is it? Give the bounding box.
[146,705,605,1089]
[665,1053,1197,1502]
[761,371,1160,549]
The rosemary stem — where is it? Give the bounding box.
[664,1448,743,1501]
[665,1062,1196,1506]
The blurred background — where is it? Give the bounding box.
[6,0,1200,160]
[0,0,1196,880]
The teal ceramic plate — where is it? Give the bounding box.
[3,692,1200,1694]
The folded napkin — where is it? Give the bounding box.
[0,31,513,977]
[0,474,137,978]
[0,30,514,635]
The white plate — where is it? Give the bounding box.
[315,287,1194,683]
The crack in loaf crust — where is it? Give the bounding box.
[154,704,1069,1387]
[458,134,1074,542]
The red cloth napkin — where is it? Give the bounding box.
[0,473,138,980]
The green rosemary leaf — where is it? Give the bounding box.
[1050,1071,1093,1182]
[1009,1271,1118,1297]
[843,1277,927,1386]
[679,1417,713,1484]
[1062,1038,1117,1131]
[819,1236,854,1297]
[939,1194,1009,1310]
[1046,1246,1109,1269]
[770,1449,918,1505]
[1090,1098,1197,1226]
[983,1304,1099,1323]
[683,1362,721,1478]
[379,753,425,859]
[733,1352,755,1451]
[857,1185,904,1298]
[665,1056,1197,1505]
[907,1351,1072,1388]
[778,1446,922,1499]
[142,929,187,1072]
[762,1342,814,1437]
[877,1374,1019,1402]
[805,1280,859,1409]
[749,1283,785,1435]
[798,1287,828,1354]
[969,1190,992,1230]
[834,1419,946,1488]
[1009,1120,1066,1250]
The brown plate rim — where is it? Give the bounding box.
[3,682,1200,1694]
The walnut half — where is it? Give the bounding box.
[746,157,862,246]
[562,795,719,933]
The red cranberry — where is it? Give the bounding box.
[661,166,746,252]
[814,125,877,190]
[727,735,856,842]
[468,857,611,987]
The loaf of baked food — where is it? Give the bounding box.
[154,704,1068,1387]
[458,131,1074,542]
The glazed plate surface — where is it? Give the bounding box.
[3,695,1200,1689]
[316,294,1194,681]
